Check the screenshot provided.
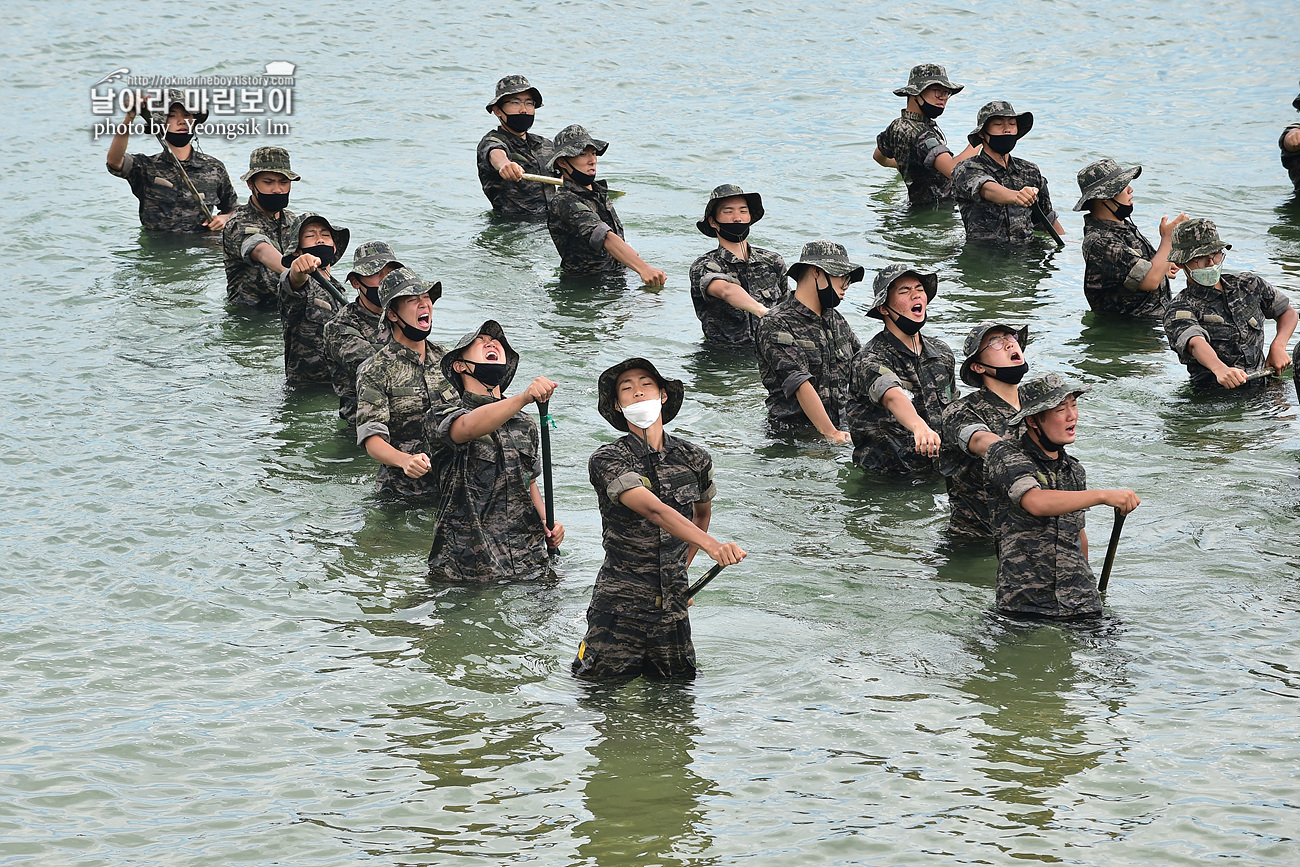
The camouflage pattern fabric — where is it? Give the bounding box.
[278,268,343,385]
[1081,215,1170,316]
[875,110,955,207]
[844,331,958,475]
[1162,272,1291,389]
[323,300,390,428]
[939,388,1021,538]
[108,149,237,232]
[425,392,551,583]
[572,610,696,680]
[1167,217,1230,264]
[688,244,789,347]
[546,179,625,274]
[355,338,458,498]
[476,128,555,217]
[221,201,295,307]
[586,432,716,623]
[1280,123,1300,193]
[952,150,1058,246]
[754,297,861,431]
[984,432,1099,618]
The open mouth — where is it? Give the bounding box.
[416,312,431,328]
[910,302,924,317]
[484,346,501,362]
[1008,350,1023,363]
[1065,424,1076,437]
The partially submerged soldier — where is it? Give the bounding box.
[1280,82,1300,194]
[476,75,554,219]
[951,101,1066,246]
[278,212,347,386]
[106,88,237,232]
[355,267,458,500]
[754,241,863,443]
[323,242,401,431]
[940,323,1029,539]
[1161,219,1297,390]
[1076,158,1187,317]
[845,264,957,475]
[873,64,977,207]
[984,373,1140,619]
[426,320,563,583]
[688,184,788,349]
[222,146,298,308]
[573,359,745,680]
[545,124,666,286]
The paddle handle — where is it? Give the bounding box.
[537,400,554,532]
[521,173,562,187]
[1245,366,1279,382]
[1033,202,1065,248]
[1097,507,1126,595]
[686,563,726,600]
[309,271,349,306]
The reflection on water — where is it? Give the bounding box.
[1159,381,1295,454]
[1069,311,1168,382]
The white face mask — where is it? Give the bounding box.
[619,397,663,430]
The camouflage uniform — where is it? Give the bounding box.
[324,301,389,427]
[952,102,1056,246]
[222,146,301,308]
[108,149,237,232]
[755,296,860,431]
[1163,272,1290,388]
[477,129,554,218]
[940,389,1021,538]
[1281,122,1300,192]
[985,431,1098,618]
[547,178,624,274]
[1081,215,1170,316]
[845,330,957,474]
[689,245,788,348]
[574,431,715,679]
[876,111,955,207]
[277,212,348,386]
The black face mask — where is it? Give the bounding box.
[255,190,290,213]
[918,99,944,119]
[359,282,382,308]
[714,222,750,243]
[564,165,596,187]
[1108,200,1134,220]
[816,276,843,311]
[503,112,535,133]
[164,130,193,147]
[984,133,1018,155]
[888,306,926,336]
[300,244,336,267]
[464,361,509,388]
[985,361,1029,384]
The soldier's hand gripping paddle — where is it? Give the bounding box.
[686,563,726,600]
[137,97,215,222]
[1033,202,1066,248]
[537,399,557,552]
[520,173,626,199]
[1097,507,1126,595]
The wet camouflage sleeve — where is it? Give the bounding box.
[1163,273,1290,387]
[688,246,789,347]
[108,150,237,232]
[586,435,715,622]
[476,128,555,217]
[984,437,1098,617]
[845,333,957,475]
[222,202,294,307]
[278,269,343,385]
[426,397,550,583]
[1280,123,1300,192]
[1081,218,1169,316]
[952,152,1052,245]
[323,303,389,427]
[939,390,1020,538]
[875,112,953,206]
[546,184,624,274]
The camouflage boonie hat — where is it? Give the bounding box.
[545,124,609,172]
[866,263,938,321]
[893,63,964,98]
[281,212,350,265]
[377,266,443,324]
[960,322,1030,387]
[441,320,520,394]
[967,100,1035,149]
[696,184,765,236]
[346,241,404,282]
[1008,373,1091,426]
[240,146,300,182]
[485,75,543,112]
[1168,218,1232,265]
[597,358,685,433]
[141,87,209,126]
[1073,158,1142,211]
[785,240,865,284]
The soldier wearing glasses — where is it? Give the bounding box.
[476,75,555,218]
[1162,219,1296,390]
[873,64,977,207]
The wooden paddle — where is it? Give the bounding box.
[521,173,625,199]
[1033,202,1065,248]
[1097,507,1126,595]
[686,563,726,600]
[537,399,557,552]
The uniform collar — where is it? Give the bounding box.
[1021,429,1066,462]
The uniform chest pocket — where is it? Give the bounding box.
[391,386,422,398]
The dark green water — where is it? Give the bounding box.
[3,1,1299,864]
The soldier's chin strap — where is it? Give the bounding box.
[1027,418,1065,454]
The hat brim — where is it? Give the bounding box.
[892,79,964,98]
[441,320,520,394]
[347,256,405,281]
[598,358,684,432]
[867,270,938,320]
[546,138,610,172]
[1072,165,1142,212]
[786,260,866,285]
[960,323,1030,387]
[967,111,1035,149]
[241,167,301,182]
[486,87,543,113]
[1169,241,1232,265]
[698,191,765,237]
[1008,382,1091,426]
[286,215,350,264]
